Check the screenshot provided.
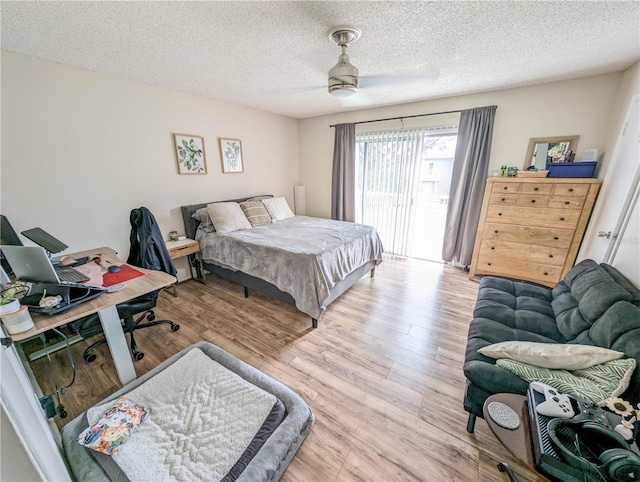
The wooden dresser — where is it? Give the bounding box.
[468,177,601,287]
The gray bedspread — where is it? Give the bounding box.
[196,216,384,319]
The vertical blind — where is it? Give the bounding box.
[356,128,426,256]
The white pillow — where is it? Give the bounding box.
[261,197,294,221]
[478,341,624,370]
[206,202,251,234]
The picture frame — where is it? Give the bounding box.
[218,138,244,173]
[173,134,207,174]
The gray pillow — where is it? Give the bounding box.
[239,201,272,226]
[206,202,252,234]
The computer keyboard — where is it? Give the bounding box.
[56,267,90,283]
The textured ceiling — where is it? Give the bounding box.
[1,1,639,119]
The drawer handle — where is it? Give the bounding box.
[501,198,506,201]
[554,236,559,240]
[494,230,499,234]
[531,199,536,203]
[569,188,574,192]
[491,247,495,250]
[544,272,548,276]
[498,213,503,216]
[560,217,565,221]
[503,186,508,190]
[549,254,554,258]
[534,187,539,191]
[565,201,570,205]
[488,263,492,266]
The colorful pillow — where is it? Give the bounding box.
[496,358,636,405]
[239,201,272,226]
[261,197,294,221]
[206,202,252,234]
[77,397,149,455]
[479,341,624,370]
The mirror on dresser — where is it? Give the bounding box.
[524,135,580,170]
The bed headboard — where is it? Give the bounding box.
[181,195,273,240]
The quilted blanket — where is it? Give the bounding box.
[87,348,279,481]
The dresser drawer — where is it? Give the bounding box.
[486,206,581,228]
[547,195,586,210]
[483,223,575,248]
[474,255,563,287]
[551,184,590,197]
[515,195,550,207]
[492,182,521,194]
[478,240,568,266]
[489,193,519,205]
[520,183,553,194]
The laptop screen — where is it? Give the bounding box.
[0,245,60,284]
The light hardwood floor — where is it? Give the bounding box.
[28,254,538,482]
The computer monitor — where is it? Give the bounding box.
[21,227,68,254]
[1,215,22,247]
[1,214,23,275]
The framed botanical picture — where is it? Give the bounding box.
[173,134,207,174]
[218,138,244,173]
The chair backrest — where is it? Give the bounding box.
[127,207,177,277]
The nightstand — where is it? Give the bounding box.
[165,239,206,295]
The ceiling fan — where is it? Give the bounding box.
[327,25,438,99]
[327,26,362,97]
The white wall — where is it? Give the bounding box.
[1,51,300,279]
[298,73,623,218]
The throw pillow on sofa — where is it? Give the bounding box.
[479,341,624,370]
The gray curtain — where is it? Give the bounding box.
[331,123,356,221]
[442,105,497,266]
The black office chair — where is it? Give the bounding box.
[70,207,180,362]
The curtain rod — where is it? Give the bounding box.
[329,105,495,128]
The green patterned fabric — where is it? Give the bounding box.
[496,358,636,405]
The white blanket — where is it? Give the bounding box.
[87,349,277,481]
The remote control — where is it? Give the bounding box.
[530,382,575,418]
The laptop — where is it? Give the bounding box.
[0,245,89,284]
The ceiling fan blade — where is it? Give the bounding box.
[359,69,439,89]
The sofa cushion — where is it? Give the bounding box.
[472,276,562,341]
[601,264,640,306]
[552,260,634,341]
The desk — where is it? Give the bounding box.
[11,247,176,385]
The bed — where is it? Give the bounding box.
[181,196,384,327]
[62,341,314,482]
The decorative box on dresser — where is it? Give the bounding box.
[468,177,601,287]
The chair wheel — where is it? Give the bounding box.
[171,324,180,332]
[84,353,97,363]
[134,351,144,361]
[59,409,67,419]
[147,313,156,321]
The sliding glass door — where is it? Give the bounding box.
[355,128,457,261]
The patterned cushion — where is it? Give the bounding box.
[496,358,637,405]
[239,201,272,226]
[261,197,294,222]
[206,202,251,234]
[77,397,149,455]
[191,207,215,233]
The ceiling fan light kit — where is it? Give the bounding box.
[328,26,361,97]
